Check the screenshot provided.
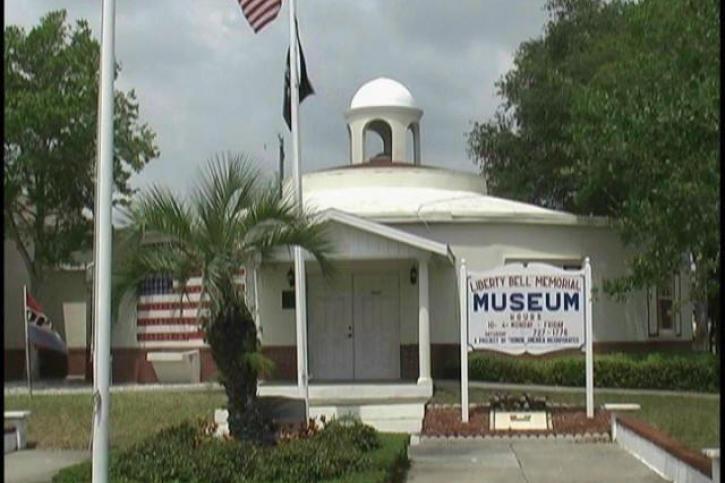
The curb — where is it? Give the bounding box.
[419,432,611,443]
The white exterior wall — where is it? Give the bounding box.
[112,292,140,348]
[390,222,693,344]
[253,220,692,350]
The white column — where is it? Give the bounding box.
[390,120,407,162]
[349,119,364,164]
[417,256,431,385]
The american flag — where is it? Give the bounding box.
[238,0,282,33]
[136,269,246,348]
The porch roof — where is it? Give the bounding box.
[319,209,454,263]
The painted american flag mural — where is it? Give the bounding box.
[136,269,246,348]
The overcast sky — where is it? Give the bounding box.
[5,1,549,196]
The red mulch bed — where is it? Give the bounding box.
[422,405,611,437]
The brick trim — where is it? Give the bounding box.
[66,348,89,378]
[616,414,711,478]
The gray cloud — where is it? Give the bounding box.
[5,0,549,196]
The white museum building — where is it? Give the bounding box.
[3,78,693,432]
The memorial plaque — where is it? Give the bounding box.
[491,410,552,431]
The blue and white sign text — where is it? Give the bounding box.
[467,263,586,355]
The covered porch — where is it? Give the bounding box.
[252,209,456,432]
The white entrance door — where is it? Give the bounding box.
[308,274,354,380]
[352,274,400,380]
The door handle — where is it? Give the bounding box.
[347,325,353,338]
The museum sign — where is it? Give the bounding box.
[467,263,587,355]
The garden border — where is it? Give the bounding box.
[612,414,715,482]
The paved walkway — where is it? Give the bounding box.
[436,379,720,399]
[6,379,717,399]
[4,449,89,483]
[4,380,223,396]
[407,439,665,482]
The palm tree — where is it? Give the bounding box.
[114,153,331,443]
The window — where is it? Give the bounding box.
[648,275,682,337]
[282,290,295,309]
[656,279,675,332]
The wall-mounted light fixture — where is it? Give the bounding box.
[410,266,418,285]
[287,267,295,287]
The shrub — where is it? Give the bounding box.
[318,417,380,452]
[112,421,200,482]
[54,418,388,483]
[466,352,719,392]
[255,417,378,482]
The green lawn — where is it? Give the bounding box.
[4,390,226,450]
[433,385,720,451]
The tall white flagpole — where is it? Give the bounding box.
[92,0,116,480]
[288,0,310,422]
[23,285,32,397]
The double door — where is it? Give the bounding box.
[308,273,400,381]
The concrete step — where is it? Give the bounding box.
[364,418,422,433]
[310,401,426,433]
[311,402,425,420]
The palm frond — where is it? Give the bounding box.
[193,153,260,247]
[122,185,195,250]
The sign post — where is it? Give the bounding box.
[459,259,468,423]
[461,260,595,419]
[584,257,593,418]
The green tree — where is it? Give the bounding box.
[467,0,626,212]
[4,10,158,289]
[567,0,719,305]
[114,153,331,443]
[467,0,719,331]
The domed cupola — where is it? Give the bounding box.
[345,77,423,165]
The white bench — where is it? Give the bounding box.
[4,410,31,452]
[147,350,201,383]
[602,403,641,411]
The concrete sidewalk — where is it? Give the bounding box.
[4,380,223,396]
[6,379,718,399]
[4,449,89,483]
[436,379,720,399]
[407,439,665,482]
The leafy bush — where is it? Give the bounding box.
[113,421,200,482]
[466,352,719,392]
[54,418,392,483]
[318,417,380,452]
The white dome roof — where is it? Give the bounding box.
[286,166,596,225]
[350,77,417,109]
